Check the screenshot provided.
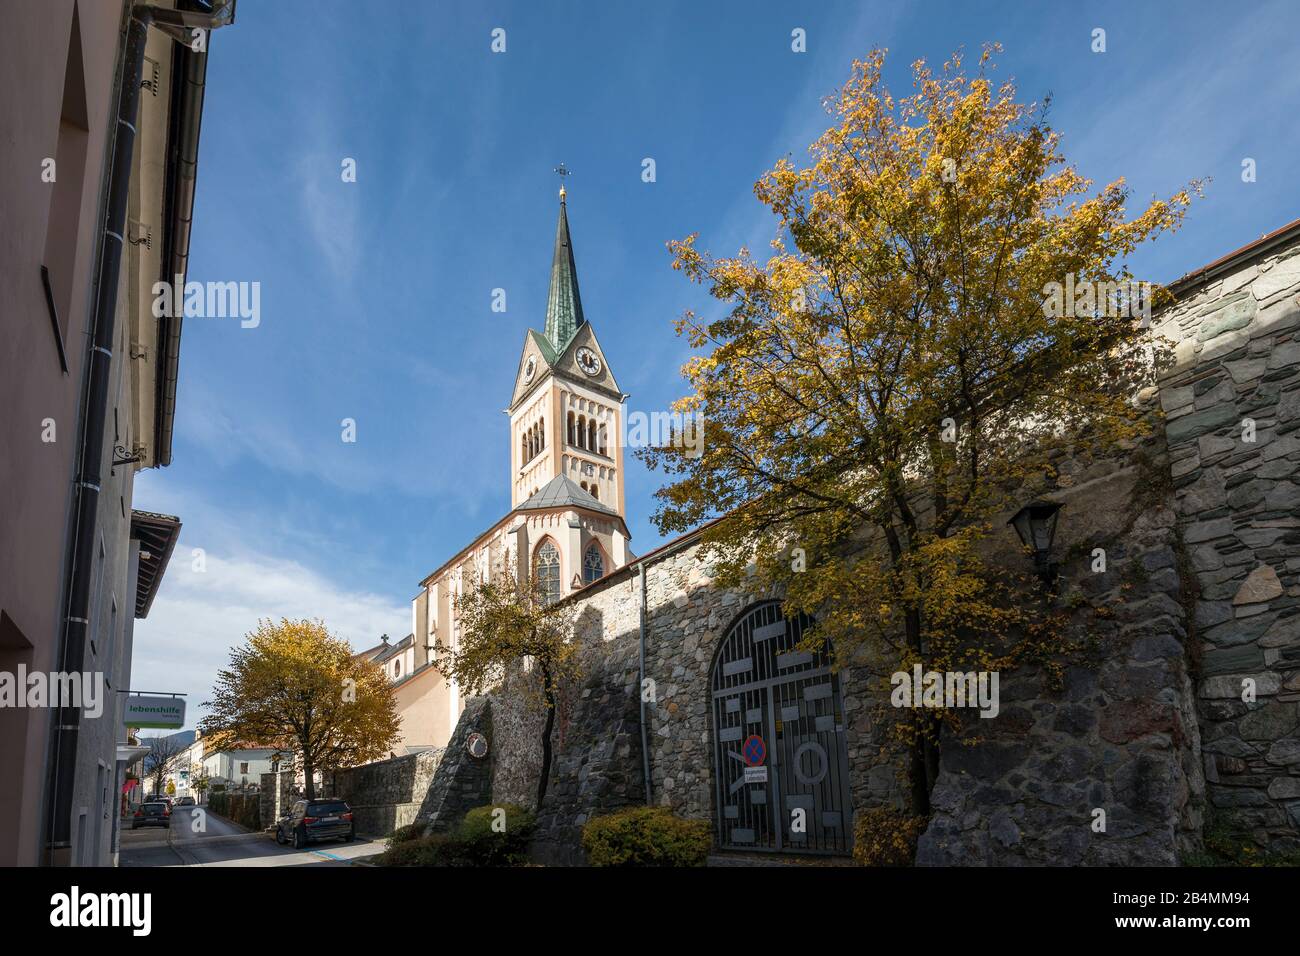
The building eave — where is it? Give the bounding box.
[1166,215,1300,300]
[130,510,182,618]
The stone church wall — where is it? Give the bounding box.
[469,435,1214,864]
[1152,244,1300,853]
[918,450,1205,865]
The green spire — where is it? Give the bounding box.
[544,191,586,351]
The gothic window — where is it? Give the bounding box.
[534,540,561,605]
[583,542,604,583]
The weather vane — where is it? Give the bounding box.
[554,163,571,200]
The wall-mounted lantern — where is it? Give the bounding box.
[1008,500,1063,586]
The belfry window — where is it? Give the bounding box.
[534,540,561,605]
[588,418,597,451]
[583,542,604,584]
[568,412,576,445]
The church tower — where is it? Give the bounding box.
[507,187,628,520]
[498,184,633,600]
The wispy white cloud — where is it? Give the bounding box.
[130,542,409,730]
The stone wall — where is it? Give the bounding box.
[488,667,548,809]
[531,633,646,864]
[332,749,442,836]
[415,697,493,831]
[428,437,1219,865]
[918,453,1205,865]
[1153,243,1300,853]
[258,771,294,831]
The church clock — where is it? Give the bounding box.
[576,347,601,376]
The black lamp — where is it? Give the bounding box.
[1008,500,1063,585]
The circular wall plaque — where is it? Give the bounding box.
[466,732,489,759]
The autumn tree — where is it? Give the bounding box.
[200,618,400,799]
[435,568,579,810]
[645,46,1198,817]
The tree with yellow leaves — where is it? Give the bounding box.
[201,618,400,799]
[435,569,579,810]
[645,46,1199,817]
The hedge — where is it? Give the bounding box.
[582,806,711,867]
[378,804,536,867]
[207,791,261,832]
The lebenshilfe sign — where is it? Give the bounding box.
[123,695,186,729]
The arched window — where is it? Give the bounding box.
[588,418,597,451]
[598,425,608,456]
[394,659,402,678]
[580,481,588,492]
[567,412,576,446]
[577,415,587,449]
[521,433,527,463]
[589,485,599,500]
[534,540,561,605]
[539,417,545,449]
[583,542,604,583]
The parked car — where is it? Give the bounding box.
[131,801,171,830]
[275,798,355,849]
[176,796,196,807]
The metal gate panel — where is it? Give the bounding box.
[710,601,853,855]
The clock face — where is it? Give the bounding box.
[576,347,601,376]
[523,355,536,382]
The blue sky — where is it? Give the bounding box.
[132,0,1300,724]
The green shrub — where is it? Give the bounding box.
[379,833,453,866]
[852,806,927,866]
[582,806,711,867]
[387,822,429,849]
[376,806,535,867]
[454,804,536,866]
[1183,824,1300,867]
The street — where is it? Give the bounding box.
[119,807,382,867]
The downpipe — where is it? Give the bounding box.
[638,562,651,804]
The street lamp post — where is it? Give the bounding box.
[1008,500,1064,586]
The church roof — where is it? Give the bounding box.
[543,195,586,352]
[516,474,616,516]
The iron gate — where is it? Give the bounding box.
[710,601,853,854]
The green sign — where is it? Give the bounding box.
[124,695,186,729]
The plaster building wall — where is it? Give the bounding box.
[0,0,128,870]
